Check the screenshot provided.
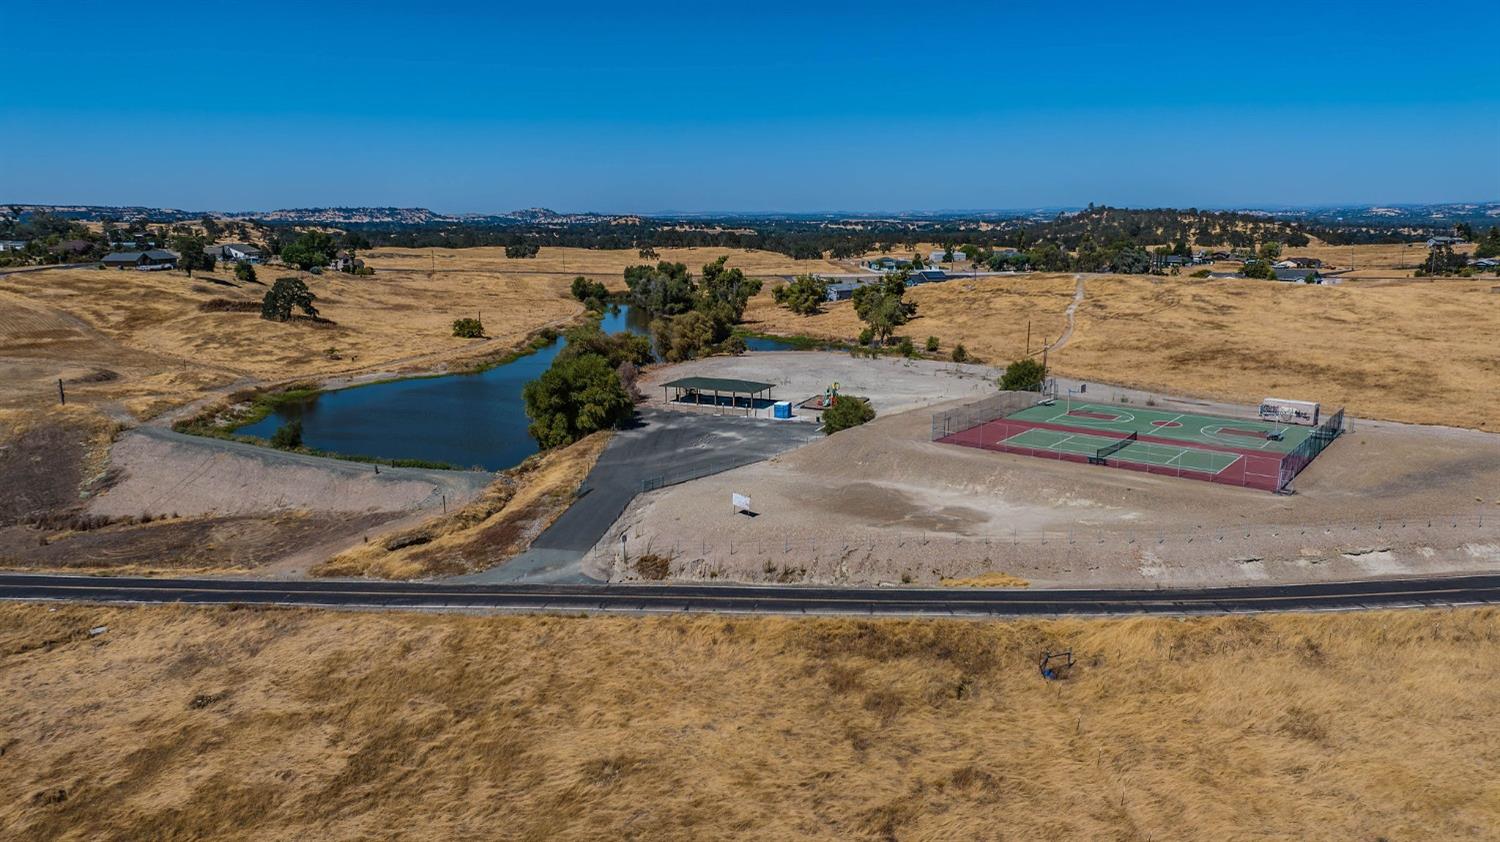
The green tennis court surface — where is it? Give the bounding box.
[1001,428,1243,474]
[1004,401,1314,453]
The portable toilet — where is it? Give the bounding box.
[772,401,792,420]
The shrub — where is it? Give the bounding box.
[925,336,939,352]
[234,262,257,283]
[897,336,915,357]
[857,327,875,346]
[570,275,609,304]
[634,553,670,580]
[270,419,302,450]
[504,243,540,258]
[1190,268,1211,278]
[452,317,485,338]
[951,343,969,363]
[999,357,1046,391]
[822,394,875,434]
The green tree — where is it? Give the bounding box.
[452,317,485,338]
[772,273,828,315]
[170,234,215,276]
[558,322,652,368]
[637,245,659,259]
[1258,240,1283,261]
[280,230,337,270]
[261,277,319,322]
[651,311,715,363]
[1241,260,1277,280]
[504,242,540,258]
[698,255,761,321]
[851,274,915,344]
[625,261,695,316]
[522,354,633,449]
[570,276,610,308]
[950,343,969,363]
[925,336,939,352]
[270,419,302,450]
[1474,227,1500,259]
[821,395,875,434]
[999,357,1046,391]
[234,262,257,283]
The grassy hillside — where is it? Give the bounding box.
[2,604,1495,840]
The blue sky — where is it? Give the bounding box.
[3,0,1497,213]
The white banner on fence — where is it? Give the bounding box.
[731,493,752,512]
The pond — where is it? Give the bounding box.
[235,305,808,471]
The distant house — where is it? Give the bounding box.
[1164,255,1189,267]
[1273,268,1321,283]
[1472,258,1500,269]
[825,281,863,302]
[102,249,179,270]
[906,269,948,285]
[861,256,912,272]
[330,250,365,272]
[0,239,27,252]
[1275,256,1323,269]
[56,239,92,255]
[929,249,966,263]
[1427,236,1466,248]
[212,243,264,263]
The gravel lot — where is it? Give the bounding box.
[590,365,1500,588]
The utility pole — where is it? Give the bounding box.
[57,379,65,405]
[1026,320,1031,356]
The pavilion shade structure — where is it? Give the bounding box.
[661,376,775,415]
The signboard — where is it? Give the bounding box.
[1258,398,1320,427]
[731,493,752,513]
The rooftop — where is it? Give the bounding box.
[661,376,776,394]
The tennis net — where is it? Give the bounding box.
[1093,431,1138,463]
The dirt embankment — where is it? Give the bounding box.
[315,432,611,579]
[1,603,1495,840]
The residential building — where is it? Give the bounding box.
[102,249,179,270]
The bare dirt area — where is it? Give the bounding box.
[638,350,1004,418]
[747,271,1500,430]
[592,384,1500,588]
[1,603,1495,841]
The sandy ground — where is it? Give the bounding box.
[86,428,488,519]
[638,351,1005,419]
[591,367,1500,587]
[2,603,1496,841]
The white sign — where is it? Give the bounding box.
[1258,397,1321,427]
[731,493,752,512]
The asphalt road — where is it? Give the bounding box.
[450,409,816,583]
[3,573,1497,617]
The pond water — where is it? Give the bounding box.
[235,304,805,471]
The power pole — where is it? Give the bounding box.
[57,379,65,405]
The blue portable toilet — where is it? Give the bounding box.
[772,401,792,419]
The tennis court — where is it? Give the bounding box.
[1004,401,1314,454]
[933,395,1346,493]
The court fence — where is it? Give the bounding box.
[931,393,1347,493]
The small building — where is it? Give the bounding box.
[929,249,966,263]
[213,243,263,263]
[57,239,92,255]
[1275,257,1323,269]
[0,239,27,252]
[826,281,863,301]
[329,250,364,272]
[861,256,912,272]
[102,249,179,270]
[1427,236,1466,248]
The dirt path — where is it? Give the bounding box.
[1047,274,1086,352]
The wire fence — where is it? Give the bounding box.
[588,512,1495,580]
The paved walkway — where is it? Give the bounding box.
[449,408,816,583]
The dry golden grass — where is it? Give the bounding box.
[312,431,611,579]
[0,247,841,418]
[749,272,1500,429]
[1,604,1495,840]
[939,572,1029,588]
[745,272,1079,359]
